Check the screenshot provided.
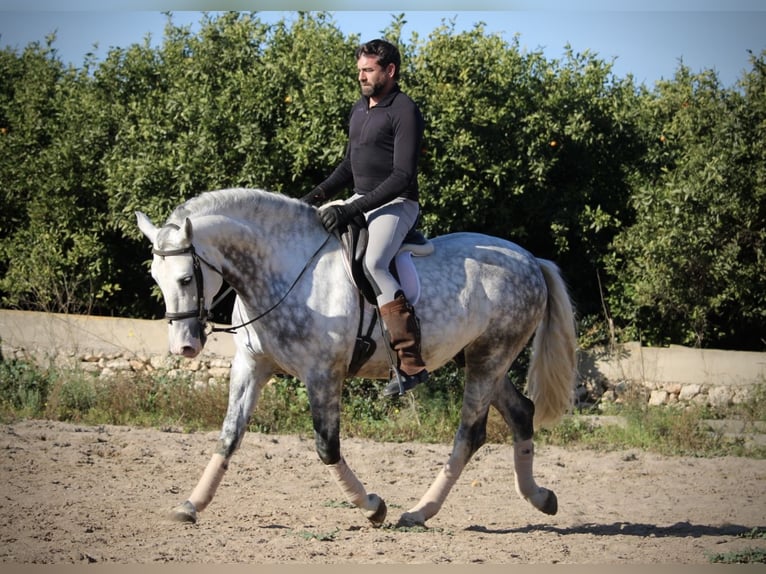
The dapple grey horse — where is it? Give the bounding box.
[136,187,577,527]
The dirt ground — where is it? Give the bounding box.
[0,419,764,564]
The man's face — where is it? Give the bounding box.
[357,54,394,99]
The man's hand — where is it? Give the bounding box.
[318,203,358,233]
[300,188,325,206]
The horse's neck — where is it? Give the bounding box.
[194,212,331,298]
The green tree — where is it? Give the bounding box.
[606,55,766,349]
[1,12,357,317]
[102,12,356,228]
[409,25,643,318]
[0,38,63,263]
[0,37,124,314]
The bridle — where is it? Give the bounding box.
[151,241,223,325]
[152,225,331,335]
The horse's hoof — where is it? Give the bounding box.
[538,489,558,516]
[396,511,425,528]
[364,493,387,526]
[169,500,197,523]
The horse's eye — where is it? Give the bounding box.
[180,275,193,286]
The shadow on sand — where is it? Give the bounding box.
[466,521,762,539]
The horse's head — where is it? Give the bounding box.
[136,211,224,358]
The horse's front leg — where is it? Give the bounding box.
[306,374,387,526]
[170,350,272,523]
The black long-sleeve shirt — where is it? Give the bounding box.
[314,85,424,213]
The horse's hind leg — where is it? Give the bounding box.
[492,375,558,515]
[397,365,494,527]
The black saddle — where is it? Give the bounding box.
[338,213,432,306]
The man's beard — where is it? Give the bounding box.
[360,79,385,98]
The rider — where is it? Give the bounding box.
[302,39,428,397]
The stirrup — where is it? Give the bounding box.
[382,369,429,397]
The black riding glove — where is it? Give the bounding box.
[318,203,360,233]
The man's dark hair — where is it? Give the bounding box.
[355,39,401,81]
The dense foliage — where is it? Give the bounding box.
[1,12,764,350]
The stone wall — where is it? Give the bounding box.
[0,309,236,389]
[1,310,764,408]
[577,341,764,408]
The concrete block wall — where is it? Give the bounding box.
[1,310,764,408]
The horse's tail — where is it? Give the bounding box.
[526,259,578,429]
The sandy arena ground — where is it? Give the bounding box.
[1,419,764,564]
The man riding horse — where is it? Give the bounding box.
[301,39,428,397]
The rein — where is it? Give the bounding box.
[211,232,331,335]
[153,227,331,335]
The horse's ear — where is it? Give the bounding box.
[135,211,158,243]
[182,217,194,243]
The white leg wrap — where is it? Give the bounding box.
[189,453,228,512]
[406,459,464,523]
[328,457,378,514]
[513,439,548,508]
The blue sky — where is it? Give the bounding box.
[1,3,764,87]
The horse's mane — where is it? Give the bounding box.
[166,188,308,226]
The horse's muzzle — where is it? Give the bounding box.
[168,318,207,357]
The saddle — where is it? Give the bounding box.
[335,213,434,376]
[339,213,434,306]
